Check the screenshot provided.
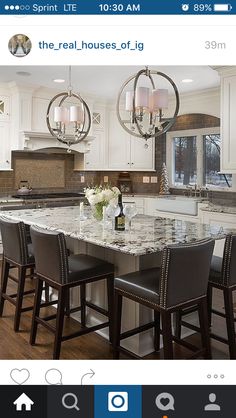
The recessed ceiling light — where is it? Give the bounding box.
[53,79,65,83]
[16,71,31,77]
[182,78,193,83]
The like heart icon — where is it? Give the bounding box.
[10,368,30,385]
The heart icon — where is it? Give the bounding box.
[10,369,30,385]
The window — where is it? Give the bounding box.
[167,128,232,189]
[203,134,232,188]
[174,136,197,186]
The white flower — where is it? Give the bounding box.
[85,185,121,207]
[112,186,120,195]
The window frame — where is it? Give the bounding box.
[166,126,231,191]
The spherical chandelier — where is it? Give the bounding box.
[116,66,180,140]
[46,66,91,150]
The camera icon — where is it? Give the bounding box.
[108,392,128,412]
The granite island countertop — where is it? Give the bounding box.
[1,206,234,256]
[200,204,236,215]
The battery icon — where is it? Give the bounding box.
[213,4,232,11]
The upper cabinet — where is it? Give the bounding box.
[0,96,10,121]
[108,110,155,171]
[84,107,107,170]
[0,95,11,170]
[216,67,236,173]
[0,121,11,170]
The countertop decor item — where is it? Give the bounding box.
[159,162,170,195]
[46,66,92,152]
[17,181,32,195]
[116,66,179,141]
[85,185,120,221]
[117,172,133,194]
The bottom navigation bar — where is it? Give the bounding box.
[0,385,233,417]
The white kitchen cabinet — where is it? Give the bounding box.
[84,130,106,170]
[0,96,10,121]
[221,74,236,172]
[108,110,155,171]
[0,121,11,170]
[214,67,236,173]
[200,209,236,256]
[84,108,107,170]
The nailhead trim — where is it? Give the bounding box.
[222,234,236,287]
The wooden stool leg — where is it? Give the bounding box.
[14,266,26,332]
[154,310,160,351]
[207,285,213,327]
[107,276,114,344]
[30,267,34,279]
[223,287,236,359]
[30,278,43,345]
[198,299,212,359]
[53,287,66,360]
[161,311,174,359]
[0,259,10,316]
[44,282,50,303]
[113,292,122,359]
[174,311,182,339]
[80,283,86,326]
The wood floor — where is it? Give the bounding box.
[0,263,233,360]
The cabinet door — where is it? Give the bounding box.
[84,130,106,170]
[108,110,131,170]
[0,96,10,121]
[0,122,11,170]
[130,136,155,170]
[221,75,236,172]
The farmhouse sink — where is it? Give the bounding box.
[156,196,203,216]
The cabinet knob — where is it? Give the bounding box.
[127,162,130,165]
[131,162,134,165]
[86,162,89,165]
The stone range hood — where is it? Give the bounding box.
[20,131,95,155]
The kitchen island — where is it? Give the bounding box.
[1,206,231,356]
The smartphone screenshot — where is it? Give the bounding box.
[0,0,236,416]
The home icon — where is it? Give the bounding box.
[13,393,34,411]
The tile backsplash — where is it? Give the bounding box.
[0,151,236,206]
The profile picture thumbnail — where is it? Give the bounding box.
[8,34,32,57]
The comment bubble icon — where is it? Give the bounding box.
[45,368,63,385]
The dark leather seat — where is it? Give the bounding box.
[0,217,36,331]
[113,239,214,360]
[208,255,222,284]
[68,254,114,282]
[30,225,114,359]
[115,268,160,305]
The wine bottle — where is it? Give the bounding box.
[115,194,125,231]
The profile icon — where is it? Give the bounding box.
[204,393,221,411]
[8,34,32,57]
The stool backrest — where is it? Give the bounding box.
[222,234,236,286]
[0,217,29,265]
[159,238,214,309]
[30,226,68,283]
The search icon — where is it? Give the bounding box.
[62,393,80,411]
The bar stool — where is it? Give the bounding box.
[176,234,236,359]
[0,217,36,331]
[113,239,214,360]
[30,226,114,359]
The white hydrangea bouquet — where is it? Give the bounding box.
[84,185,120,221]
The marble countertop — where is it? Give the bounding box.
[201,205,236,215]
[1,206,233,256]
[0,196,24,204]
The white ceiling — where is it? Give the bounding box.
[0,66,220,100]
